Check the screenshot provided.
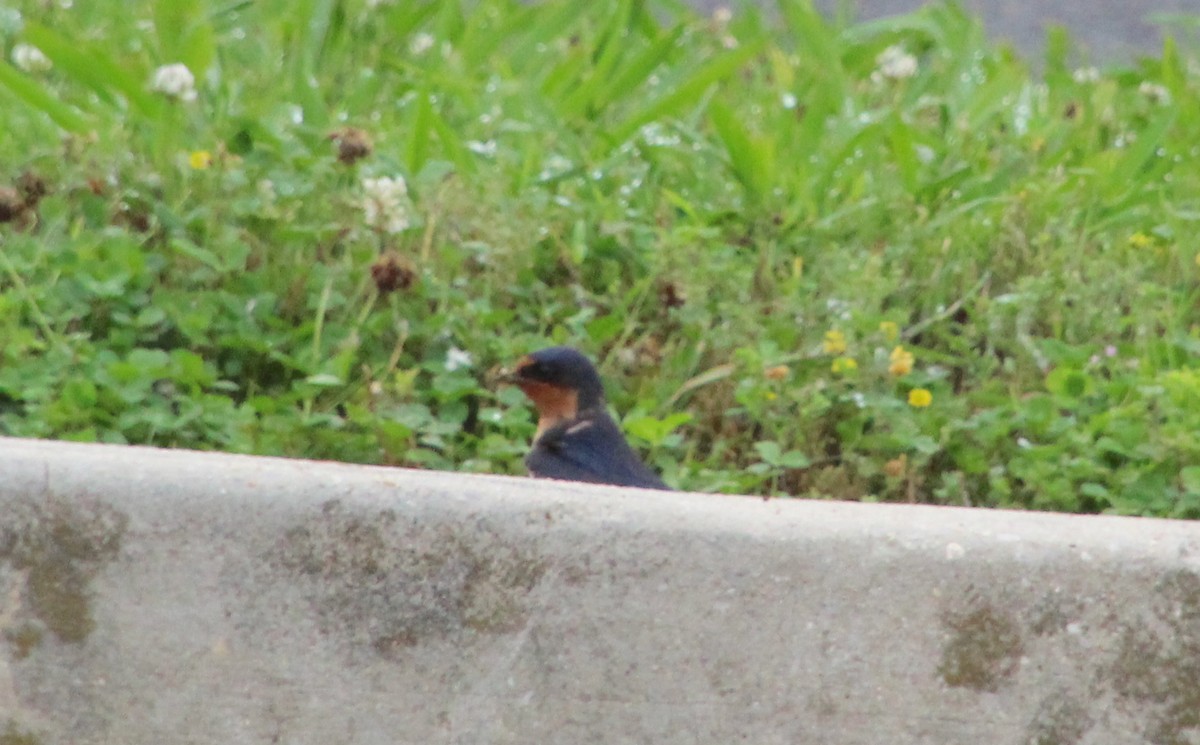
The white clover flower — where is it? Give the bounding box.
[712,7,733,25]
[1138,81,1170,105]
[541,153,572,175]
[445,346,473,372]
[872,45,918,83]
[409,32,435,56]
[151,63,197,102]
[1071,66,1100,84]
[361,175,412,234]
[466,139,497,157]
[12,44,51,73]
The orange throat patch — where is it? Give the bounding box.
[519,381,579,440]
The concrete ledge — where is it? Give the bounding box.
[1,436,1199,744]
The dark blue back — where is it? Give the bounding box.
[526,411,669,490]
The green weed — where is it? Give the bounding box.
[1,0,1198,516]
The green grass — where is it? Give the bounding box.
[1,0,1199,516]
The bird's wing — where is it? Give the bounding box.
[526,414,669,490]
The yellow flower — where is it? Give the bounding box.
[1128,232,1153,249]
[879,321,899,342]
[792,257,804,279]
[188,150,212,170]
[908,388,932,407]
[823,329,847,355]
[889,345,914,376]
[765,391,778,401]
[831,356,857,374]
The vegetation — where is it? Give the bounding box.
[1,0,1198,516]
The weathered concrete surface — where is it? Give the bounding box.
[1,436,1199,745]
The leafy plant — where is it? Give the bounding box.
[1,0,1198,516]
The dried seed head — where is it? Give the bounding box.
[15,171,48,207]
[329,127,374,166]
[883,455,907,478]
[657,280,685,309]
[763,365,789,381]
[113,202,152,233]
[370,251,417,294]
[0,187,25,223]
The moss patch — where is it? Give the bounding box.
[269,499,547,655]
[939,601,1024,692]
[0,720,42,745]
[2,623,44,660]
[0,497,127,646]
[1108,569,1200,744]
[1025,694,1090,745]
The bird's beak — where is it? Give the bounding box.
[496,356,535,387]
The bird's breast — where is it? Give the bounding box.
[519,381,579,439]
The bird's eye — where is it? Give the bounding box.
[520,361,544,379]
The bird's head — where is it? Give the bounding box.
[504,346,606,424]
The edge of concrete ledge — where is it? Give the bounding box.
[2,435,1194,560]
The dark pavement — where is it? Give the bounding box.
[701,0,1200,61]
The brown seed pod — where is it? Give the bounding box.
[329,127,374,166]
[15,171,48,207]
[0,187,25,223]
[763,365,789,381]
[370,250,417,294]
[657,280,686,309]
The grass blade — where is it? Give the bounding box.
[610,39,765,145]
[0,62,90,132]
[709,99,773,202]
[1102,110,1176,202]
[591,25,684,115]
[407,89,434,173]
[155,0,217,76]
[25,23,161,119]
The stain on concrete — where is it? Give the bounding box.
[939,596,1024,692]
[269,499,547,656]
[1108,569,1200,745]
[0,497,126,647]
[1027,588,1082,637]
[2,623,44,660]
[0,720,42,745]
[1025,693,1090,745]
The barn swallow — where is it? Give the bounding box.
[503,346,670,490]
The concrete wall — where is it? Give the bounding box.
[1,436,1199,744]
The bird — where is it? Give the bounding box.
[503,346,670,490]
